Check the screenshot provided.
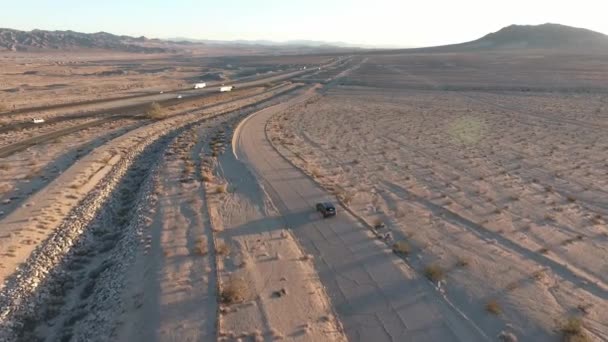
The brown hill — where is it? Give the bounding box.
[461,23,608,51]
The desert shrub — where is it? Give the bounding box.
[485,299,501,315]
[424,264,445,282]
[216,241,230,256]
[221,276,248,304]
[392,240,410,255]
[372,217,384,228]
[457,256,470,267]
[201,173,212,182]
[216,184,227,193]
[194,237,208,256]
[146,102,166,120]
[560,317,588,341]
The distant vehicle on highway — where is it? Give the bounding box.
[32,118,45,124]
[176,95,183,99]
[316,202,336,218]
[194,82,206,89]
[220,86,234,92]
[159,91,164,94]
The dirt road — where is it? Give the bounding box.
[232,86,489,341]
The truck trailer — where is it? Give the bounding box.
[194,82,206,89]
[220,86,234,92]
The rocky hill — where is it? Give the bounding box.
[0,28,172,53]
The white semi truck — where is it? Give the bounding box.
[194,82,206,89]
[220,85,234,92]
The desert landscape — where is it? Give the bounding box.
[0,20,607,342]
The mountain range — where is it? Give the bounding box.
[2,23,608,53]
[0,28,170,52]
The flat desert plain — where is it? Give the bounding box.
[267,51,608,341]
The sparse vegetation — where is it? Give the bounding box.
[216,184,228,193]
[194,237,208,256]
[392,240,410,255]
[456,256,470,267]
[201,172,212,182]
[559,317,588,342]
[216,241,230,256]
[221,276,248,304]
[424,264,445,282]
[371,217,384,228]
[146,102,167,120]
[531,270,545,281]
[485,299,502,315]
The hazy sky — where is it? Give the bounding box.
[2,0,607,47]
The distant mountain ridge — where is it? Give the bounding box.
[0,27,367,53]
[3,23,607,53]
[166,37,379,49]
[0,28,169,52]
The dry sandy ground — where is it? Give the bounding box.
[0,86,268,223]
[117,128,218,342]
[0,51,333,112]
[0,119,139,217]
[0,82,298,293]
[0,52,197,110]
[267,53,608,341]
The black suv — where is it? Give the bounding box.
[316,202,336,218]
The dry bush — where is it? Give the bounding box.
[371,217,384,228]
[216,184,228,193]
[146,102,167,120]
[194,237,208,256]
[392,240,410,255]
[560,317,588,342]
[457,256,471,267]
[221,276,248,304]
[341,191,354,205]
[216,241,230,256]
[485,300,501,315]
[201,173,212,182]
[300,254,314,261]
[25,167,42,179]
[0,164,9,171]
[424,264,445,282]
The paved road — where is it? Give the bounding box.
[233,87,489,342]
